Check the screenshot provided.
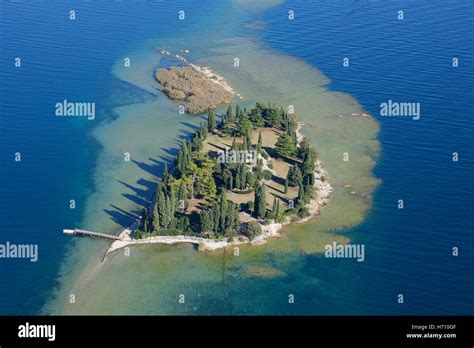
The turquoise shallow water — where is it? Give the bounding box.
[0,0,472,315]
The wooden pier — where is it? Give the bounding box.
[63,228,123,241]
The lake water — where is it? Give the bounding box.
[0,0,472,315]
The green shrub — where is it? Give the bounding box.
[247,201,254,211]
[262,169,273,180]
[245,221,262,239]
[284,207,298,216]
[298,207,310,218]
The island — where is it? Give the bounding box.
[107,101,332,254]
[155,66,234,114]
[154,49,241,114]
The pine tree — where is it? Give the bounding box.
[287,165,303,187]
[192,134,202,152]
[237,111,253,136]
[275,134,297,158]
[250,104,264,127]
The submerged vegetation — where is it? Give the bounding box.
[135,102,319,241]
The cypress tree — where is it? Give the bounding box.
[178,180,188,212]
[245,130,252,151]
[141,208,148,232]
[162,164,169,183]
[158,190,167,228]
[165,195,174,229]
[235,170,241,190]
[255,158,263,181]
[153,203,160,232]
[259,184,267,219]
[239,165,245,189]
[284,177,289,194]
[254,184,267,219]
[236,104,241,119]
[242,135,248,152]
[219,190,228,231]
[298,182,305,204]
[253,184,260,218]
[208,110,216,132]
[169,185,176,215]
[212,204,221,234]
[226,104,234,123]
[176,150,184,177]
[202,210,214,233]
[257,130,263,154]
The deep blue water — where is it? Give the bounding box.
[1,0,472,314]
[259,0,474,313]
[0,0,226,315]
